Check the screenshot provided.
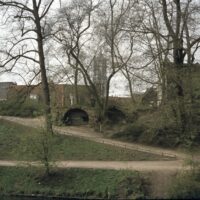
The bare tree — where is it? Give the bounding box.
[52,0,97,105]
[53,0,105,120]
[0,0,55,134]
[137,1,171,104]
[160,0,200,134]
[53,0,139,129]
[97,0,138,111]
[138,0,200,136]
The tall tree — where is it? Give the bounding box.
[160,0,200,134]
[96,0,137,111]
[0,0,55,134]
[54,0,138,129]
[53,0,105,121]
[140,0,200,136]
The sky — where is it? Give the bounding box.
[0,0,133,97]
[0,0,151,97]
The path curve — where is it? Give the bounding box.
[0,116,197,160]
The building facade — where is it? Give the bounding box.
[0,82,16,101]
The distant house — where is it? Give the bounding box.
[1,82,91,108]
[7,84,42,102]
[0,82,16,101]
[49,83,91,108]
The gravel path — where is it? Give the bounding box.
[0,116,199,171]
[0,160,190,171]
[0,116,193,160]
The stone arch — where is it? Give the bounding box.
[63,108,89,125]
[105,106,126,123]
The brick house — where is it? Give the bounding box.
[0,82,17,101]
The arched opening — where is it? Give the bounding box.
[63,108,89,125]
[105,106,126,123]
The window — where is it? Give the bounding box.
[30,94,38,100]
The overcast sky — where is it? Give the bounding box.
[0,0,150,97]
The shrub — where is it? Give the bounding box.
[112,105,184,147]
[115,175,146,199]
[0,99,43,117]
[168,169,200,199]
[126,111,139,123]
[112,123,145,142]
[148,125,181,148]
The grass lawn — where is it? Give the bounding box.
[0,166,146,199]
[0,119,170,161]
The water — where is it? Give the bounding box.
[0,196,87,200]
[1,197,43,200]
[0,197,63,200]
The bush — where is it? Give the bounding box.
[0,99,43,117]
[115,175,146,199]
[169,167,200,199]
[147,125,181,147]
[112,123,145,142]
[126,111,139,123]
[112,106,184,148]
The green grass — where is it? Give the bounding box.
[0,119,169,161]
[0,166,146,199]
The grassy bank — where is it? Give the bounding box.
[0,166,146,199]
[0,119,169,161]
[112,107,200,149]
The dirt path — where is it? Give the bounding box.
[0,116,197,160]
[0,160,190,172]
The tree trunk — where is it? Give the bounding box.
[173,48,187,135]
[33,0,53,134]
[74,66,79,104]
[126,69,136,104]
